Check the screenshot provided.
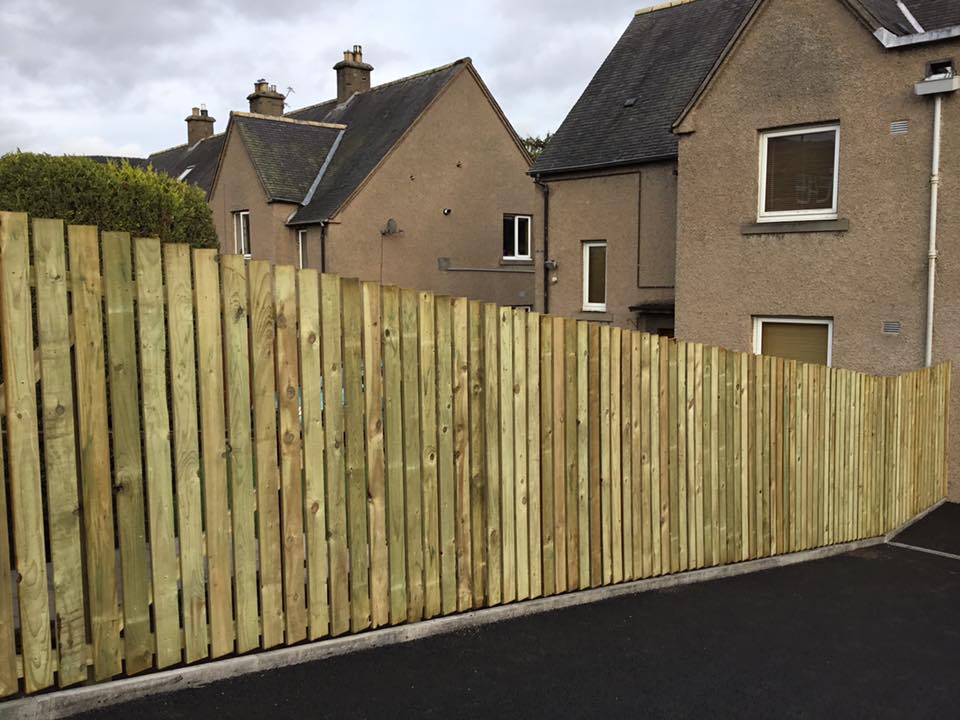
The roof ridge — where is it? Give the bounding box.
[285,57,469,117]
[635,0,701,16]
[148,132,225,159]
[232,111,346,129]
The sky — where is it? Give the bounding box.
[0,0,656,158]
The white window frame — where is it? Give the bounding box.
[582,240,607,313]
[753,316,834,367]
[503,214,532,261]
[758,123,840,223]
[234,210,251,258]
[297,229,308,269]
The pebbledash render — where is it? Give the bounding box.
[535,0,960,497]
[145,48,539,309]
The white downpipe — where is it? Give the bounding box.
[924,94,943,368]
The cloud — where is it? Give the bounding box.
[0,0,658,155]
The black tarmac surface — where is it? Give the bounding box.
[79,504,960,719]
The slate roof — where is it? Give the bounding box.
[87,155,151,169]
[287,60,465,224]
[144,59,466,223]
[530,0,755,175]
[232,115,343,203]
[859,0,960,34]
[148,133,226,196]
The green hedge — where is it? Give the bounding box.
[0,152,217,247]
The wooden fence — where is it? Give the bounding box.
[0,210,950,698]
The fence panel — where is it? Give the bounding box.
[0,211,951,700]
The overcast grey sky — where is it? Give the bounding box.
[0,0,657,157]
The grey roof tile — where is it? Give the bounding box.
[531,0,755,175]
[148,134,226,196]
[233,115,342,203]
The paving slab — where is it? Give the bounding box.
[75,541,960,719]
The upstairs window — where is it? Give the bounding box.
[234,210,251,257]
[503,214,532,260]
[759,124,839,222]
[582,240,607,312]
[297,229,307,269]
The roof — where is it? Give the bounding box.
[87,155,151,169]
[231,113,344,203]
[287,59,466,224]
[530,0,755,175]
[146,59,467,222]
[148,134,226,196]
[856,0,960,35]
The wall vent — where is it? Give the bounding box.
[882,320,902,335]
[890,120,910,135]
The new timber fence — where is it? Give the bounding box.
[0,210,950,698]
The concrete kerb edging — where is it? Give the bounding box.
[3,534,892,720]
[883,499,946,542]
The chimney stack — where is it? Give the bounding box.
[185,106,215,145]
[247,79,286,116]
[334,45,373,103]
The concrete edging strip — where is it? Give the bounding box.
[883,499,946,542]
[887,541,960,562]
[2,534,886,720]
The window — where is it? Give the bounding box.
[753,317,833,366]
[502,214,532,260]
[297,229,308,269]
[759,124,839,222]
[582,241,607,312]
[233,210,251,257]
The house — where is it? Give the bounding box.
[146,48,538,308]
[535,0,960,494]
[529,0,756,332]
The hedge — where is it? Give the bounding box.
[0,152,217,247]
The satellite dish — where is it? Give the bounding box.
[383,218,399,236]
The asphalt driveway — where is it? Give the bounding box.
[78,504,960,719]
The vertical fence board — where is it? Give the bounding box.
[0,372,14,696]
[2,213,53,691]
[565,319,581,589]
[435,298,456,613]
[498,308,516,601]
[588,325,603,585]
[134,238,181,668]
[526,312,542,598]
[631,333,643,580]
[163,243,209,663]
[668,340,680,572]
[362,282,388,627]
[640,334,654,577]
[452,297,471,610]
[470,302,487,605]
[676,342,687,572]
[401,290,426,620]
[222,255,261,651]
[419,293,441,618]
[541,317,556,595]
[553,320,569,593]
[513,311,530,599]
[194,249,235,656]
[383,287,407,621]
[342,278,370,632]
[599,326,612,584]
[249,261,284,647]
[320,274,349,636]
[577,322,590,588]
[33,219,86,686]
[276,267,308,642]
[483,305,503,604]
[610,328,624,583]
[102,232,153,672]
[622,330,635,580]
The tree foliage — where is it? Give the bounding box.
[0,152,217,247]
[523,133,553,161]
